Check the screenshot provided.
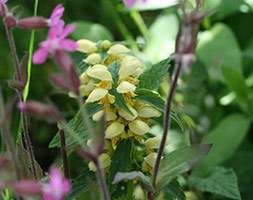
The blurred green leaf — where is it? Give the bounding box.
[197,23,242,80]
[71,21,113,42]
[163,179,186,200]
[139,57,171,90]
[49,103,103,148]
[156,144,212,192]
[196,114,250,170]
[189,167,241,200]
[222,66,249,101]
[144,13,179,62]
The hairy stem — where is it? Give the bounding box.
[4,25,38,180]
[59,129,70,179]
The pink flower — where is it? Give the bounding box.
[124,0,147,7]
[42,166,71,200]
[0,0,8,16]
[47,4,64,27]
[32,22,78,64]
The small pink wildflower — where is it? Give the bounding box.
[47,4,64,27]
[42,166,71,200]
[0,0,7,16]
[32,22,78,64]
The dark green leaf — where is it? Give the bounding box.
[76,61,90,75]
[139,57,171,90]
[112,171,154,193]
[49,103,103,148]
[221,66,249,101]
[189,167,241,200]
[156,144,212,191]
[163,179,186,200]
[196,114,250,170]
[108,61,121,82]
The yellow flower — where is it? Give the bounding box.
[119,56,144,79]
[145,136,170,154]
[141,152,157,173]
[84,53,102,64]
[105,122,125,139]
[86,65,112,81]
[107,44,130,55]
[137,105,162,118]
[79,72,90,84]
[116,81,136,93]
[86,88,108,103]
[92,109,117,121]
[76,39,98,54]
[118,107,138,121]
[88,153,111,172]
[101,40,111,50]
[128,119,150,135]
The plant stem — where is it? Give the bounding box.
[4,25,38,180]
[59,129,70,179]
[149,62,182,198]
[95,160,111,200]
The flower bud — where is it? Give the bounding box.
[4,15,17,28]
[101,40,111,50]
[18,17,48,29]
[84,53,102,64]
[119,56,144,79]
[105,122,124,139]
[128,119,149,135]
[86,88,108,103]
[107,44,130,55]
[79,72,90,84]
[116,81,136,93]
[118,107,138,121]
[12,181,42,196]
[137,105,161,118]
[76,39,97,54]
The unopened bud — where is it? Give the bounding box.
[12,181,42,196]
[4,15,17,28]
[18,17,48,29]
[107,44,130,55]
[84,53,102,64]
[76,39,98,54]
[101,40,111,50]
[18,101,63,122]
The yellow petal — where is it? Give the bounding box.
[87,67,112,81]
[79,83,95,97]
[107,44,130,55]
[105,122,125,139]
[84,53,102,64]
[138,106,162,118]
[79,72,89,84]
[92,110,104,121]
[118,107,138,121]
[86,88,108,103]
[92,64,108,70]
[88,153,111,171]
[128,119,150,135]
[116,81,136,93]
[76,39,98,54]
[119,56,144,79]
[105,110,118,121]
[144,152,157,167]
[101,40,111,50]
[145,136,170,150]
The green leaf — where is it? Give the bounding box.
[189,167,241,200]
[108,61,121,82]
[112,171,154,193]
[156,144,212,192]
[221,66,249,101]
[109,139,133,195]
[196,114,250,170]
[71,21,113,42]
[163,179,186,200]
[49,102,103,148]
[139,57,171,90]
[197,23,242,80]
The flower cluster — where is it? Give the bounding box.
[76,39,168,173]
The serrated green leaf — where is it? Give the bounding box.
[108,61,121,82]
[113,171,154,193]
[156,144,212,192]
[189,167,241,200]
[109,139,133,195]
[49,103,103,148]
[163,179,186,200]
[221,66,249,101]
[196,114,250,170]
[139,57,171,90]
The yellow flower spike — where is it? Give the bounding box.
[129,119,150,135]
[84,53,102,64]
[119,56,144,79]
[116,81,136,93]
[79,72,90,84]
[107,44,130,55]
[88,153,111,172]
[76,39,98,54]
[105,121,125,139]
[101,40,111,50]
[87,66,112,81]
[118,107,138,121]
[137,105,162,118]
[86,88,108,103]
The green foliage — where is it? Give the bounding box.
[189,167,241,200]
[196,114,251,171]
[163,179,186,200]
[156,144,212,192]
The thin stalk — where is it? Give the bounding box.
[150,62,182,198]
[59,129,70,179]
[4,25,38,180]
[130,11,149,39]
[95,160,111,200]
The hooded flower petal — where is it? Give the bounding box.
[119,56,144,79]
[118,107,138,121]
[137,105,161,118]
[87,66,112,81]
[128,119,149,135]
[107,44,130,55]
[86,88,108,103]
[105,122,125,139]
[88,153,111,171]
[116,81,136,93]
[76,39,97,54]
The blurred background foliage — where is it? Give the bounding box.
[1,0,253,199]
